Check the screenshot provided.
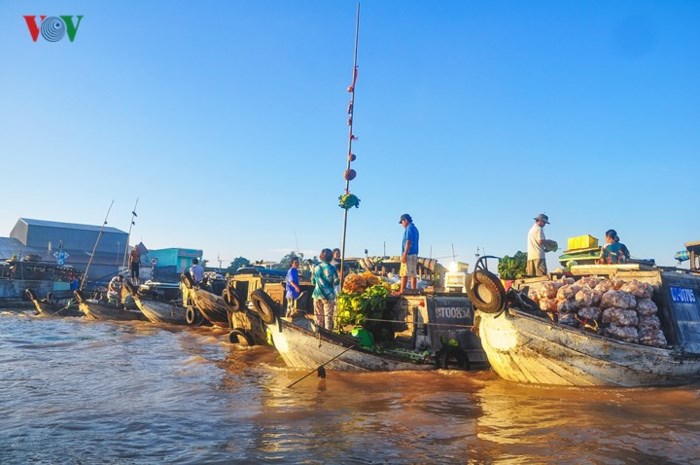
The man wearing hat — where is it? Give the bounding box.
[398,213,419,293]
[527,214,549,277]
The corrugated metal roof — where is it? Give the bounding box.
[18,218,126,234]
[0,237,31,260]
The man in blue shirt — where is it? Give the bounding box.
[285,257,301,317]
[190,258,205,285]
[399,213,419,294]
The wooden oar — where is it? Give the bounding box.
[287,344,356,389]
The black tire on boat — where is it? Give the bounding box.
[250,289,278,324]
[185,307,203,326]
[229,328,255,346]
[465,270,505,314]
[437,347,469,370]
[222,287,244,312]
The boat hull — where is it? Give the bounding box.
[135,297,187,325]
[75,291,146,322]
[477,310,700,387]
[187,288,229,327]
[268,317,435,372]
[25,289,82,317]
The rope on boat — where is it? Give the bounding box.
[361,317,474,329]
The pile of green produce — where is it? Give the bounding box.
[497,251,527,280]
[336,284,388,328]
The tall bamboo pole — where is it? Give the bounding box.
[121,197,139,270]
[81,200,114,290]
[339,3,360,289]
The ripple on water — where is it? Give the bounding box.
[1,311,699,464]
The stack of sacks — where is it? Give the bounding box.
[526,277,668,348]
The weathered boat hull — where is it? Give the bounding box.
[135,298,187,325]
[186,287,229,327]
[267,317,435,372]
[25,289,82,317]
[74,291,146,321]
[180,274,229,328]
[122,280,187,325]
[477,310,700,387]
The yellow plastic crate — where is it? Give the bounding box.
[567,234,598,250]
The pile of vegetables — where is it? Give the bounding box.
[497,251,527,280]
[336,271,391,328]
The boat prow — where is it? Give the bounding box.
[25,288,82,317]
[180,273,229,327]
[123,280,187,325]
[74,290,146,321]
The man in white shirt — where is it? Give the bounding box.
[527,214,549,276]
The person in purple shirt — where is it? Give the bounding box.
[285,257,301,317]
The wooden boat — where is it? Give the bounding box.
[180,273,229,327]
[266,316,436,371]
[467,262,700,387]
[1,259,81,309]
[24,288,82,317]
[74,289,146,321]
[241,284,487,372]
[123,280,187,325]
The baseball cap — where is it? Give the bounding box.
[534,214,550,224]
[399,214,412,223]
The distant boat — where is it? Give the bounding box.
[123,280,187,325]
[74,290,146,321]
[1,259,80,309]
[24,288,82,317]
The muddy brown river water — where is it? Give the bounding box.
[1,309,698,464]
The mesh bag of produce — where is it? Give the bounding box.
[594,280,615,293]
[539,282,559,300]
[578,276,604,289]
[578,306,602,321]
[558,312,578,326]
[611,278,626,290]
[604,323,639,343]
[638,314,661,330]
[636,298,658,316]
[602,307,639,326]
[556,284,582,302]
[620,280,654,299]
[574,288,597,307]
[557,299,579,314]
[528,288,540,304]
[539,297,558,312]
[600,290,636,310]
[638,327,668,348]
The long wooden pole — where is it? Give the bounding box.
[121,197,139,270]
[80,200,114,290]
[340,3,360,289]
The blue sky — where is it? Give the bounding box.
[1,1,698,270]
